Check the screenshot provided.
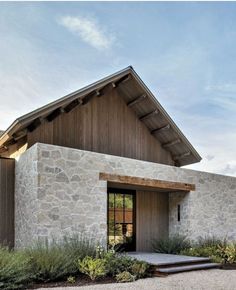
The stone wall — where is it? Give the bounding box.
[15,143,236,248]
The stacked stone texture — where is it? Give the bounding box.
[15,143,236,248]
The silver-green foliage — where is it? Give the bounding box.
[0,247,33,289]
[27,234,96,282]
[152,234,191,254]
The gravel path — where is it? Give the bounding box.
[36,269,236,290]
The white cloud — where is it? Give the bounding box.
[205,83,236,93]
[206,154,215,161]
[59,16,115,50]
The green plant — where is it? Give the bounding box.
[78,256,107,281]
[27,235,96,282]
[152,234,191,254]
[195,236,226,248]
[180,246,222,263]
[62,234,96,261]
[130,260,149,278]
[0,247,33,289]
[67,275,76,284]
[180,236,227,263]
[27,240,74,282]
[104,252,135,276]
[115,271,136,283]
[217,244,236,264]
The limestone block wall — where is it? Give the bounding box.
[15,143,236,248]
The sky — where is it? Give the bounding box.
[0,2,236,176]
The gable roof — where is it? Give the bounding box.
[0,66,201,166]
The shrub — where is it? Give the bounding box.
[115,271,136,283]
[130,260,149,279]
[180,246,222,263]
[104,252,135,276]
[195,236,226,248]
[152,234,191,254]
[62,234,96,261]
[78,256,107,281]
[217,244,236,264]
[27,235,96,282]
[180,236,227,263]
[27,240,74,282]
[0,247,33,290]
[104,251,150,279]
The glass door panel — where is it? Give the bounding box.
[107,189,136,252]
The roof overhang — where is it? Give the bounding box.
[0,66,201,166]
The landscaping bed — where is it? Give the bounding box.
[29,275,115,289]
[152,234,236,268]
[0,236,150,290]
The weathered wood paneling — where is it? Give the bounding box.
[136,191,169,251]
[27,88,174,165]
[0,158,15,248]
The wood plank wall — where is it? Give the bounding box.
[136,190,169,251]
[27,89,174,165]
[0,158,15,248]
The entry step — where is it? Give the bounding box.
[156,262,220,274]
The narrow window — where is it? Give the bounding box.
[177,204,181,222]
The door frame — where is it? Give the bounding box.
[107,187,136,252]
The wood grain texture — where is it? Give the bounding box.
[27,89,174,165]
[136,190,169,251]
[0,158,15,248]
[100,173,195,192]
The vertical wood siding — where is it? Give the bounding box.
[0,158,15,248]
[27,89,174,165]
[136,190,169,251]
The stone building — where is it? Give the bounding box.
[0,66,236,250]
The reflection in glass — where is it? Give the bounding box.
[108,190,135,251]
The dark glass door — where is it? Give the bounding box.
[107,188,136,252]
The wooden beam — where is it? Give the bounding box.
[112,74,131,88]
[127,94,146,107]
[139,109,159,121]
[173,152,191,161]
[63,99,82,113]
[99,172,195,192]
[12,129,28,141]
[81,91,97,105]
[0,146,8,154]
[27,117,42,133]
[46,108,63,122]
[152,124,170,134]
[163,138,181,148]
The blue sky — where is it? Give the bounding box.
[0,2,236,175]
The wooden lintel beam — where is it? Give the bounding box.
[99,172,195,192]
[127,94,146,107]
[139,109,159,121]
[27,117,42,133]
[163,138,181,148]
[152,124,170,134]
[173,152,191,161]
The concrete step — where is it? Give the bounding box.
[155,257,211,268]
[156,262,220,275]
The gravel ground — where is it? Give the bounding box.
[35,269,236,290]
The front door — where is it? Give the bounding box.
[107,188,136,252]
